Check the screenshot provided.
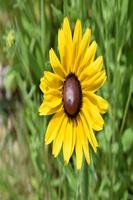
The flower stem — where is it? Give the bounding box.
[81,160,89,200]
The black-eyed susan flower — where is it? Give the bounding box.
[39,17,108,169]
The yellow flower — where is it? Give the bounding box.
[39,17,108,169]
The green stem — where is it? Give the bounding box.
[40,0,45,55]
[81,160,89,200]
[76,171,81,200]
[120,76,133,133]
[63,0,68,16]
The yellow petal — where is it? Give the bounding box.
[63,18,73,73]
[70,120,76,157]
[74,28,91,73]
[73,19,82,44]
[73,19,82,49]
[82,97,104,131]
[58,27,72,74]
[44,71,63,89]
[82,70,107,92]
[80,110,98,152]
[63,119,73,164]
[78,116,90,165]
[39,99,62,115]
[57,17,73,74]
[75,120,83,169]
[45,110,64,144]
[49,48,66,77]
[79,56,103,81]
[88,71,106,92]
[89,41,97,63]
[63,17,72,44]
[58,29,66,68]
[85,92,108,114]
[52,115,67,157]
[79,28,91,55]
[44,88,61,97]
[39,76,49,93]
[77,41,97,75]
[83,41,97,65]
[72,19,82,72]
[45,92,62,102]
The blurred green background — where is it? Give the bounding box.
[0,0,133,199]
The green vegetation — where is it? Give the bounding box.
[0,0,133,199]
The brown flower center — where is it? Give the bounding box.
[63,73,82,117]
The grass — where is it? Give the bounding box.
[0,0,133,199]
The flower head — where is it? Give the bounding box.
[39,17,108,169]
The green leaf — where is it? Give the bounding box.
[120,0,129,25]
[51,4,63,23]
[4,68,17,91]
[122,128,133,152]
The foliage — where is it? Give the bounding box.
[0,0,133,199]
